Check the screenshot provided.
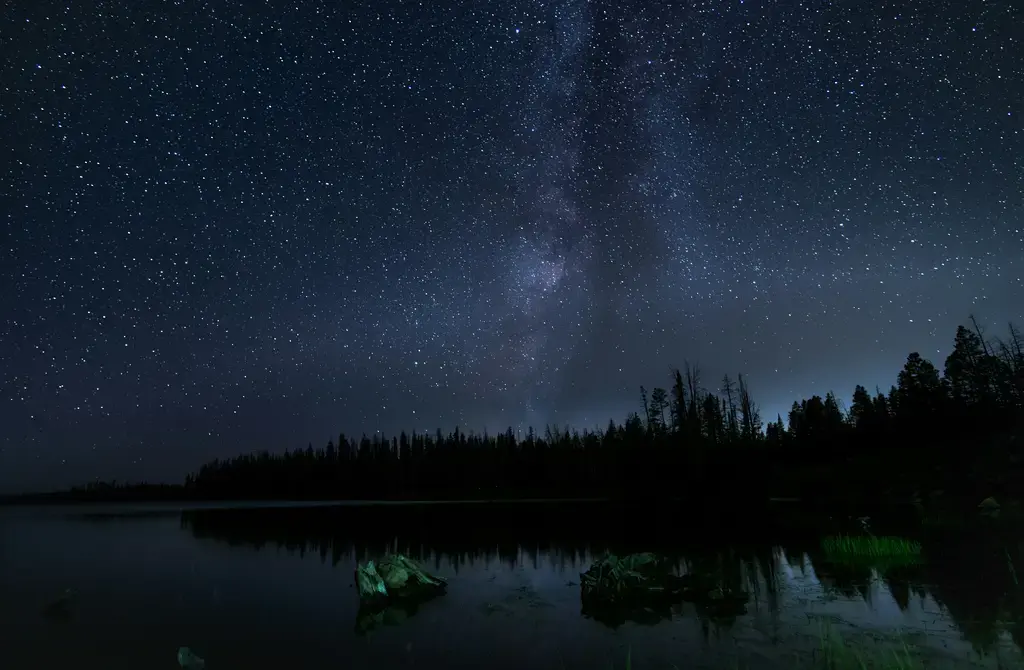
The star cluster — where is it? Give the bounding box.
[2,0,1021,491]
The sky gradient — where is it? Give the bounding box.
[2,0,1022,492]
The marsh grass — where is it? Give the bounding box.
[821,535,923,570]
[814,622,922,670]
[822,535,922,557]
[620,625,925,670]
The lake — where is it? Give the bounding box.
[0,500,1021,669]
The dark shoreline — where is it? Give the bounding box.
[0,490,923,512]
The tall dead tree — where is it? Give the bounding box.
[684,362,702,437]
[670,368,687,433]
[639,386,652,431]
[721,374,739,440]
[737,373,762,440]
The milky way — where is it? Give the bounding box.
[2,0,1021,491]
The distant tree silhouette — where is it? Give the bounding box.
[649,387,669,434]
[896,352,946,422]
[14,319,1021,506]
[849,385,875,432]
[945,325,991,407]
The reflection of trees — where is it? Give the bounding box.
[182,503,811,633]
[804,543,882,602]
[881,567,929,612]
[918,529,1023,654]
[181,501,685,571]
[180,502,827,574]
[180,503,1024,655]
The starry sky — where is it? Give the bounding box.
[2,0,1022,492]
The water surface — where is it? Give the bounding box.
[1,501,1021,669]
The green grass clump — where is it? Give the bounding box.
[822,535,922,559]
[613,632,925,669]
[620,629,924,669]
[814,622,922,670]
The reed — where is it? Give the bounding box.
[821,534,922,559]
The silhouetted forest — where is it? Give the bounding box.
[183,319,1023,503]
[9,319,1023,505]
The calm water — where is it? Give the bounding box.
[1,501,1022,669]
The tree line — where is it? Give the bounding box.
[13,318,1021,504]
[180,318,1022,503]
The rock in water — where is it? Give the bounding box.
[579,552,748,627]
[354,560,389,602]
[979,496,1000,516]
[354,554,447,603]
[579,552,679,604]
[177,647,205,670]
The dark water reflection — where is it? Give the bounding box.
[1,501,1022,669]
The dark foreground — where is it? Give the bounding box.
[1,500,1022,670]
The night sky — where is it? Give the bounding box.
[2,0,1021,492]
